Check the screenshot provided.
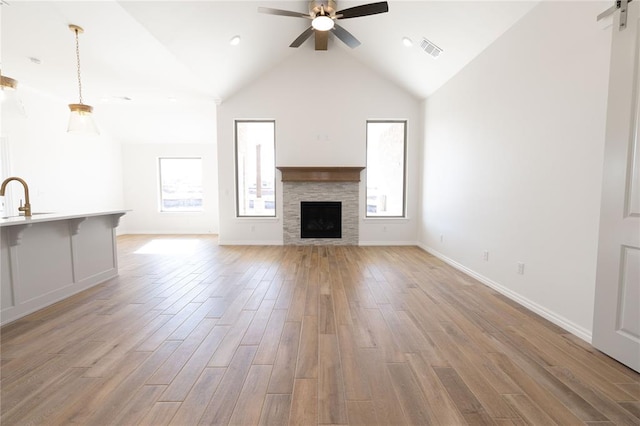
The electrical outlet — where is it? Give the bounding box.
[250,225,255,232]
[440,234,444,243]
[383,226,387,232]
[517,262,525,275]
[483,250,489,261]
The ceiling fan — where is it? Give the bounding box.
[258,1,389,51]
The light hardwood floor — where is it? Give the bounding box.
[1,235,638,425]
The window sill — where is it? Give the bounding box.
[235,216,280,223]
[159,211,205,214]
[362,217,410,223]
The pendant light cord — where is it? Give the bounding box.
[74,28,83,105]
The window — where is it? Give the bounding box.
[159,158,203,212]
[366,121,406,217]
[235,120,276,217]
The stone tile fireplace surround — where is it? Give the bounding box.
[278,167,364,245]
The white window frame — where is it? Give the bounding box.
[235,120,277,218]
[365,120,407,218]
[158,157,204,213]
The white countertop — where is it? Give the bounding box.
[0,210,129,228]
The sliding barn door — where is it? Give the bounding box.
[593,0,640,372]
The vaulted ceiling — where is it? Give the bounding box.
[2,1,538,106]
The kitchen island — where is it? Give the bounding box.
[0,210,127,325]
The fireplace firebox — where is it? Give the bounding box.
[300,201,342,239]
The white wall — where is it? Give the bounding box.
[217,47,422,245]
[121,143,219,234]
[419,1,611,340]
[1,87,124,216]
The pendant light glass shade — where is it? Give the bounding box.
[68,103,98,134]
[1,75,17,94]
[67,24,98,135]
[1,74,26,117]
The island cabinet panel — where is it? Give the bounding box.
[0,211,126,325]
[1,241,12,311]
[17,220,75,302]
[74,217,118,283]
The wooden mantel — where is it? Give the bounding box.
[277,166,365,182]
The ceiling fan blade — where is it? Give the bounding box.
[258,7,310,19]
[290,27,315,48]
[337,1,389,19]
[315,30,329,51]
[332,24,361,49]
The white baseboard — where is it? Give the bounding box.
[417,242,592,343]
[218,240,283,246]
[358,240,419,246]
[122,230,217,235]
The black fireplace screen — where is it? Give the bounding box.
[300,201,342,239]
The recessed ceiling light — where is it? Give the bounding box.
[230,35,241,46]
[402,37,413,47]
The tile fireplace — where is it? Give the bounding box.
[278,167,364,245]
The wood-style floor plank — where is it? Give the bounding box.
[267,320,301,394]
[290,378,318,425]
[1,235,637,426]
[160,325,229,401]
[405,352,468,425]
[227,364,272,426]
[387,362,435,424]
[433,365,495,425]
[146,317,217,385]
[318,333,348,425]
[197,344,258,425]
[337,324,372,401]
[85,339,181,421]
[253,308,287,365]
[502,393,558,425]
[346,400,379,426]
[258,393,291,425]
[295,315,319,379]
[137,401,181,426]
[359,347,409,425]
[168,367,225,425]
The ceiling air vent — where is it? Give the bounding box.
[420,37,443,59]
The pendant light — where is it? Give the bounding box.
[0,73,26,117]
[67,24,98,134]
[0,74,17,100]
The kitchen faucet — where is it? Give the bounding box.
[0,176,32,217]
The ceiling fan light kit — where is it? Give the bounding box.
[67,24,99,135]
[259,0,389,51]
[312,15,334,31]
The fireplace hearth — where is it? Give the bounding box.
[301,202,342,239]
